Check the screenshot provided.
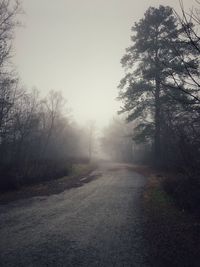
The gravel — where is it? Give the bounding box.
[0,163,149,267]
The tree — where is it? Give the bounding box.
[40,90,66,158]
[0,0,21,164]
[101,117,134,162]
[118,5,199,165]
[85,120,96,162]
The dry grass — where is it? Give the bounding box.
[0,163,97,205]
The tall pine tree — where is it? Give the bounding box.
[118,5,199,164]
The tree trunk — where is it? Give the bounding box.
[154,77,161,165]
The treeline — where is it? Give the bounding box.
[0,1,90,190]
[115,3,200,212]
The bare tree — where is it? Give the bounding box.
[0,0,21,164]
[40,90,66,158]
[86,120,96,162]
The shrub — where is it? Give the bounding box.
[163,173,200,214]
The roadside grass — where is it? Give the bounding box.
[146,186,172,207]
[0,162,97,204]
[71,163,96,177]
[143,172,200,267]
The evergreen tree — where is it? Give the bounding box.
[118,5,199,164]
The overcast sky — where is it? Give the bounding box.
[13,0,196,128]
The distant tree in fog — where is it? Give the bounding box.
[84,121,96,162]
[101,117,134,162]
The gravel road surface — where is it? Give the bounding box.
[0,163,149,267]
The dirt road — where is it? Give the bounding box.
[0,163,149,266]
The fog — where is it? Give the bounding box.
[0,1,200,265]
[13,0,195,128]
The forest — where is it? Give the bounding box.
[0,0,94,191]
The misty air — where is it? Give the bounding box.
[0,0,200,266]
